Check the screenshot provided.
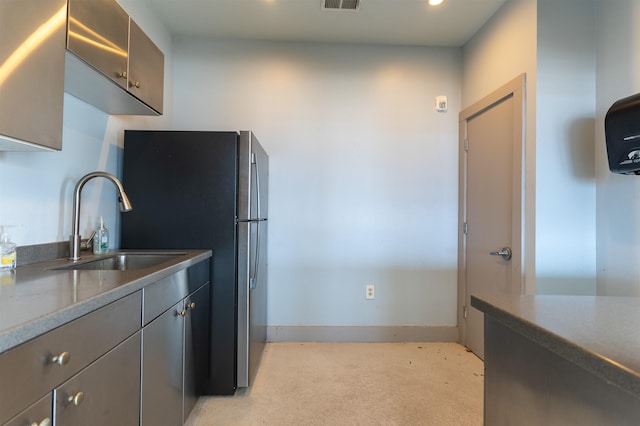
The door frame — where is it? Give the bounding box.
[457,74,526,347]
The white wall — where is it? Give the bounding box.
[0,2,172,249]
[535,0,596,295]
[463,0,597,295]
[595,0,640,296]
[1,0,630,340]
[172,38,462,329]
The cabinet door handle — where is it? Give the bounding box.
[51,351,70,366]
[118,71,127,79]
[130,81,141,88]
[176,309,186,317]
[31,418,51,426]
[66,391,84,407]
[186,302,196,311]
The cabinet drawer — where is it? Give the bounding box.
[0,291,141,424]
[187,258,211,293]
[143,270,189,325]
[3,393,52,426]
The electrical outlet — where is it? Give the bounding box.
[365,285,375,300]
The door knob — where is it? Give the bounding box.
[489,247,512,260]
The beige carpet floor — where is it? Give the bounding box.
[185,342,484,426]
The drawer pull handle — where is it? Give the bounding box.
[51,351,70,366]
[67,391,84,407]
[31,418,51,426]
[187,302,196,311]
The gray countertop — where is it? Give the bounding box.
[471,294,640,398]
[0,249,211,354]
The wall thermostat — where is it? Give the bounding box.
[435,95,448,112]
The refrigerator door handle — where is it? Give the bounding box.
[250,153,261,290]
[252,152,262,220]
[237,152,268,224]
[250,221,259,290]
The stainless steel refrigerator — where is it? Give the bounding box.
[121,130,268,395]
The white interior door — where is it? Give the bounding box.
[458,76,524,359]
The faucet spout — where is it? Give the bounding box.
[69,171,133,261]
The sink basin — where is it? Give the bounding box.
[56,252,185,271]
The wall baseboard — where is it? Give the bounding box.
[266,326,458,343]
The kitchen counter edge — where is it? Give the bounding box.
[471,294,640,399]
[0,250,211,354]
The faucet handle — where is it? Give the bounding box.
[80,231,96,251]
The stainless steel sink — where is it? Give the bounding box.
[55,252,185,271]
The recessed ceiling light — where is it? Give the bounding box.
[429,0,444,5]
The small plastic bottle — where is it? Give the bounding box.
[0,226,17,270]
[93,217,109,255]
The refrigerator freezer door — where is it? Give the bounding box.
[237,131,269,388]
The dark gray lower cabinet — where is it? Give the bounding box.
[142,300,184,426]
[484,316,640,425]
[184,283,210,418]
[0,291,142,426]
[142,281,210,425]
[55,331,141,426]
[0,259,210,426]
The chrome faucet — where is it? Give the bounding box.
[69,171,133,261]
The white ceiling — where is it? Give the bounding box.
[134,0,508,47]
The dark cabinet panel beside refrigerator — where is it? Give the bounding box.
[121,130,268,395]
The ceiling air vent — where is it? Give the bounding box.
[322,0,360,11]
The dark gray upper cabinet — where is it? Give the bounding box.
[0,0,164,152]
[66,0,129,90]
[0,0,67,151]
[128,19,164,114]
[65,0,165,116]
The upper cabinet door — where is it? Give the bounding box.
[67,0,129,89]
[128,19,164,114]
[65,0,163,116]
[0,0,67,151]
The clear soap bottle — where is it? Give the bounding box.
[93,217,109,255]
[0,226,17,270]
